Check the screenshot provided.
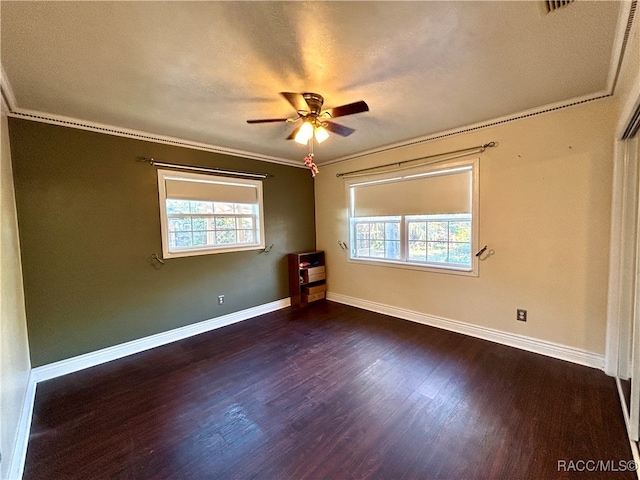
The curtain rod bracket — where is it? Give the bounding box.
[150,253,165,266]
[260,244,274,254]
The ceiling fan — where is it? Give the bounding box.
[246,92,369,145]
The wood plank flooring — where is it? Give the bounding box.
[24,301,635,479]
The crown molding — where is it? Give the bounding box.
[0,89,616,172]
[8,108,306,169]
[6,92,612,170]
[321,91,613,166]
[1,64,18,112]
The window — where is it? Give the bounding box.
[157,169,265,258]
[347,160,478,275]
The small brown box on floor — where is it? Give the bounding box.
[303,291,325,303]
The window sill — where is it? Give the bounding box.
[162,243,265,259]
[347,257,478,277]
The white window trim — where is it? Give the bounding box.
[345,158,479,277]
[157,169,265,259]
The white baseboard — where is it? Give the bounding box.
[7,372,36,480]
[327,292,604,369]
[616,378,640,480]
[31,298,291,383]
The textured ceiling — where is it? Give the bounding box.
[0,1,627,165]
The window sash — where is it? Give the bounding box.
[350,215,472,269]
[166,211,258,252]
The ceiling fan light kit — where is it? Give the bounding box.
[247,92,369,176]
[294,121,314,145]
[314,125,329,143]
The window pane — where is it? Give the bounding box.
[449,221,471,242]
[168,217,192,232]
[409,241,427,261]
[408,222,426,241]
[370,223,384,240]
[427,242,448,262]
[192,232,207,246]
[356,240,370,257]
[240,217,253,229]
[351,218,402,260]
[235,204,254,214]
[166,199,191,214]
[189,201,212,214]
[386,240,401,259]
[427,222,448,241]
[239,230,254,242]
[370,240,385,257]
[216,231,237,244]
[449,242,471,265]
[385,222,400,240]
[215,217,236,229]
[356,223,370,240]
[175,232,193,248]
[192,217,207,231]
[214,202,234,214]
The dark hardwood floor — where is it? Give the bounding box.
[24,301,634,479]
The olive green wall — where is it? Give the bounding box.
[9,118,316,367]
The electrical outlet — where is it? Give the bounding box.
[517,309,527,322]
[218,295,225,305]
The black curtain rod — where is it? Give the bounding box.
[336,142,496,178]
[138,157,270,179]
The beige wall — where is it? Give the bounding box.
[0,98,30,478]
[315,98,616,355]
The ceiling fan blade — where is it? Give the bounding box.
[324,121,355,137]
[286,125,302,140]
[280,92,308,113]
[246,118,289,124]
[325,100,369,118]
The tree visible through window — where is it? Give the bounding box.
[406,215,471,264]
[166,200,256,249]
[354,217,401,259]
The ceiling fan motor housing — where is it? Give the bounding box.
[302,93,324,116]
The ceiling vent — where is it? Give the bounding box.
[544,0,574,13]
